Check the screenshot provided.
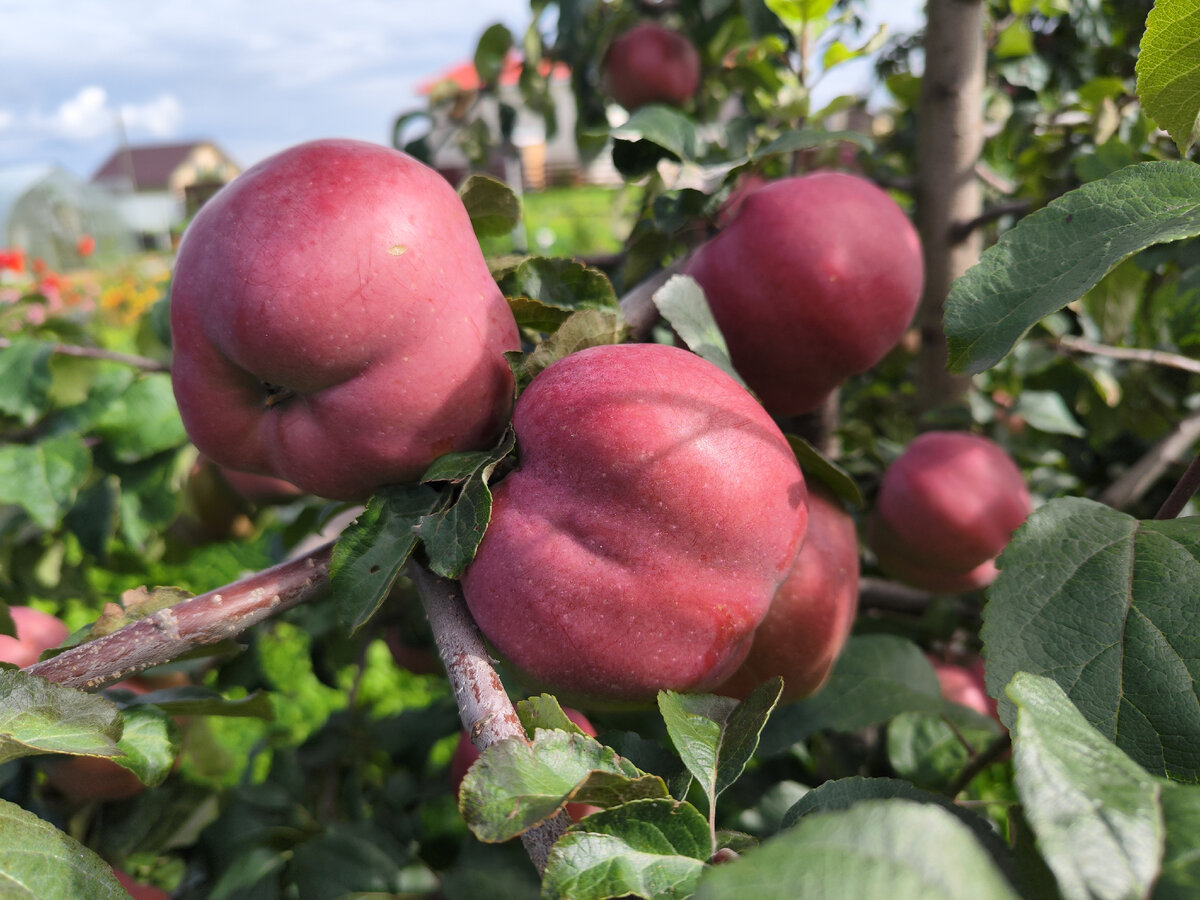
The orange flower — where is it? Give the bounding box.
[76,234,96,257]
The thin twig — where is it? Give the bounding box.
[1099,407,1200,510]
[407,560,569,874]
[617,255,692,341]
[24,543,333,690]
[945,731,1012,798]
[1054,334,1200,376]
[0,336,169,372]
[1155,450,1200,519]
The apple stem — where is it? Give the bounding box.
[406,559,569,874]
[944,731,1011,798]
[23,542,334,690]
[1155,450,1200,520]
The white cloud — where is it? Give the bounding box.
[0,110,13,131]
[121,94,183,138]
[52,85,112,140]
[32,85,183,143]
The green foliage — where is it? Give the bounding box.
[0,799,130,899]
[1137,0,1200,155]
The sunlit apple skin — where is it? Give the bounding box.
[717,484,859,702]
[450,708,600,821]
[928,655,1000,722]
[684,172,924,416]
[603,22,701,110]
[461,343,808,706]
[868,431,1032,593]
[0,606,69,668]
[170,138,520,501]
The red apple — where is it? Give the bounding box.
[868,431,1031,593]
[450,708,601,821]
[928,655,1000,722]
[461,343,808,706]
[603,22,701,110]
[684,171,924,416]
[170,138,520,501]
[0,606,69,668]
[113,869,170,900]
[384,625,442,676]
[40,753,145,803]
[716,484,859,702]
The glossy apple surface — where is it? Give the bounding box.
[603,22,701,110]
[170,138,520,501]
[0,606,69,668]
[685,171,923,416]
[868,431,1031,593]
[461,343,808,706]
[717,484,859,702]
[450,708,600,822]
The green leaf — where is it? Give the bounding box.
[759,635,944,754]
[945,161,1200,374]
[0,798,130,899]
[542,799,711,900]
[92,373,188,462]
[1159,780,1200,898]
[0,670,122,764]
[751,128,874,161]
[982,497,1200,781]
[516,694,588,736]
[499,256,619,331]
[418,428,515,579]
[473,22,513,86]
[115,685,274,719]
[460,730,667,843]
[1009,390,1086,436]
[652,275,748,389]
[287,823,413,898]
[459,173,522,238]
[659,680,782,816]
[995,19,1034,58]
[329,484,444,633]
[785,435,864,508]
[0,434,91,530]
[0,339,53,425]
[609,106,699,162]
[112,705,176,787]
[695,798,1021,900]
[524,308,627,379]
[886,711,1004,791]
[1008,672,1164,900]
[764,0,836,28]
[1136,0,1200,155]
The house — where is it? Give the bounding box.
[409,54,619,190]
[91,140,240,249]
[0,164,135,270]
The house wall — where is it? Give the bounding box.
[167,144,240,194]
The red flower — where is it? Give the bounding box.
[0,248,26,272]
[76,234,95,257]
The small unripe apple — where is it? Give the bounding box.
[450,708,600,821]
[461,343,808,706]
[0,606,69,668]
[717,484,859,702]
[170,138,520,501]
[928,654,999,722]
[684,171,924,416]
[603,22,701,110]
[868,431,1031,593]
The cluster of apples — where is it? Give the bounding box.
[168,137,1030,718]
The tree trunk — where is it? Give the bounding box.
[914,0,987,412]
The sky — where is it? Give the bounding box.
[0,1,923,181]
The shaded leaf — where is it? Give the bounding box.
[112,705,177,787]
[114,685,274,719]
[1158,780,1200,899]
[786,434,864,508]
[609,106,698,162]
[460,173,521,238]
[0,434,91,530]
[652,275,747,389]
[0,798,129,899]
[0,339,53,425]
[93,374,188,462]
[0,670,122,764]
[524,308,627,379]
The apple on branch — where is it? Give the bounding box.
[169,138,520,501]
[461,342,808,707]
[685,171,924,416]
[603,22,701,111]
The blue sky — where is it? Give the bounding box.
[0,1,923,180]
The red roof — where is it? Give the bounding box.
[90,141,229,190]
[418,53,570,95]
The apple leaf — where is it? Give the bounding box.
[499,256,620,332]
[112,705,177,787]
[609,105,699,163]
[92,373,188,462]
[1159,779,1200,898]
[758,635,944,755]
[945,160,1200,375]
[459,173,521,238]
[459,729,668,843]
[113,685,274,719]
[786,435,865,508]
[0,434,91,530]
[418,428,515,579]
[886,710,1003,792]
[516,694,588,736]
[524,308,628,379]
[0,669,123,764]
[0,338,53,425]
[695,798,1021,900]
[1008,672,1164,900]
[1136,0,1200,156]
[659,679,781,817]
[541,799,711,900]
[329,483,445,634]
[982,497,1200,781]
[0,798,130,899]
[750,127,874,161]
[652,274,748,390]
[473,22,513,87]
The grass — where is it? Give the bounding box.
[481,184,636,259]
